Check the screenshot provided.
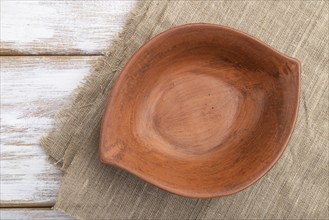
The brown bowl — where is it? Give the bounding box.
[100,24,300,198]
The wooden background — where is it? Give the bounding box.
[1,1,135,219]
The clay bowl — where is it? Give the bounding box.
[100,24,300,198]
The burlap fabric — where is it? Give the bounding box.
[41,1,329,219]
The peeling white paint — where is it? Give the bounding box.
[0,0,135,208]
[1,1,56,42]
[0,209,72,219]
[0,0,135,54]
[0,57,95,204]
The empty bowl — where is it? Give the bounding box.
[100,24,300,198]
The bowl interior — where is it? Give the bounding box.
[100,24,299,197]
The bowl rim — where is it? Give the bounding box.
[100,23,301,198]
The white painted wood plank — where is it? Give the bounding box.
[0,0,135,55]
[0,209,72,220]
[1,145,61,206]
[1,56,98,205]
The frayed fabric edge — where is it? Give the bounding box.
[39,0,150,172]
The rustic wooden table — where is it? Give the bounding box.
[0,1,135,219]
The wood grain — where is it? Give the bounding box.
[0,209,73,220]
[1,0,134,217]
[1,56,98,206]
[100,24,300,198]
[0,0,135,55]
